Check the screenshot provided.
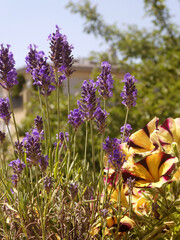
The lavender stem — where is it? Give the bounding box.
[121,107,129,143]
[90,121,95,184]
[45,96,51,147]
[8,91,19,142]
[55,70,60,136]
[7,124,15,153]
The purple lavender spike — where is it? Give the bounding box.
[68,109,84,131]
[0,97,11,125]
[49,25,74,78]
[25,45,55,96]
[0,44,18,90]
[96,61,114,99]
[120,73,137,108]
[77,79,99,121]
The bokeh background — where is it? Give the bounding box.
[1,0,179,69]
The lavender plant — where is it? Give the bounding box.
[0,44,19,142]
[0,26,180,240]
[49,25,74,137]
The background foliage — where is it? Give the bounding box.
[66,0,180,127]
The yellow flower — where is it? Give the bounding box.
[151,117,180,156]
[172,167,180,181]
[103,168,129,208]
[90,215,135,238]
[131,188,150,215]
[122,152,178,188]
[106,215,135,232]
[128,117,159,155]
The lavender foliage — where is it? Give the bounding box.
[120,73,137,108]
[77,79,99,121]
[0,44,18,90]
[0,97,11,125]
[69,182,78,199]
[96,61,114,99]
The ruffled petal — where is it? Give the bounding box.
[129,117,159,154]
[122,152,177,188]
[158,157,177,177]
[172,167,180,181]
[108,185,129,208]
[106,215,135,232]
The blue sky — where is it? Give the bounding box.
[0,0,179,69]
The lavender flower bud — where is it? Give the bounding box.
[96,61,114,99]
[11,174,18,188]
[0,97,11,125]
[54,132,69,149]
[94,107,108,134]
[0,44,18,90]
[57,132,69,142]
[44,176,53,193]
[34,115,43,133]
[49,25,74,77]
[120,123,132,143]
[103,137,121,155]
[109,148,126,171]
[39,155,49,172]
[25,45,55,97]
[25,44,38,73]
[0,131,5,143]
[15,140,24,158]
[9,158,26,175]
[32,128,44,141]
[77,79,99,121]
[58,74,66,86]
[33,115,44,140]
[100,209,108,218]
[120,73,137,108]
[103,136,125,170]
[23,132,43,166]
[127,177,135,193]
[68,109,84,131]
